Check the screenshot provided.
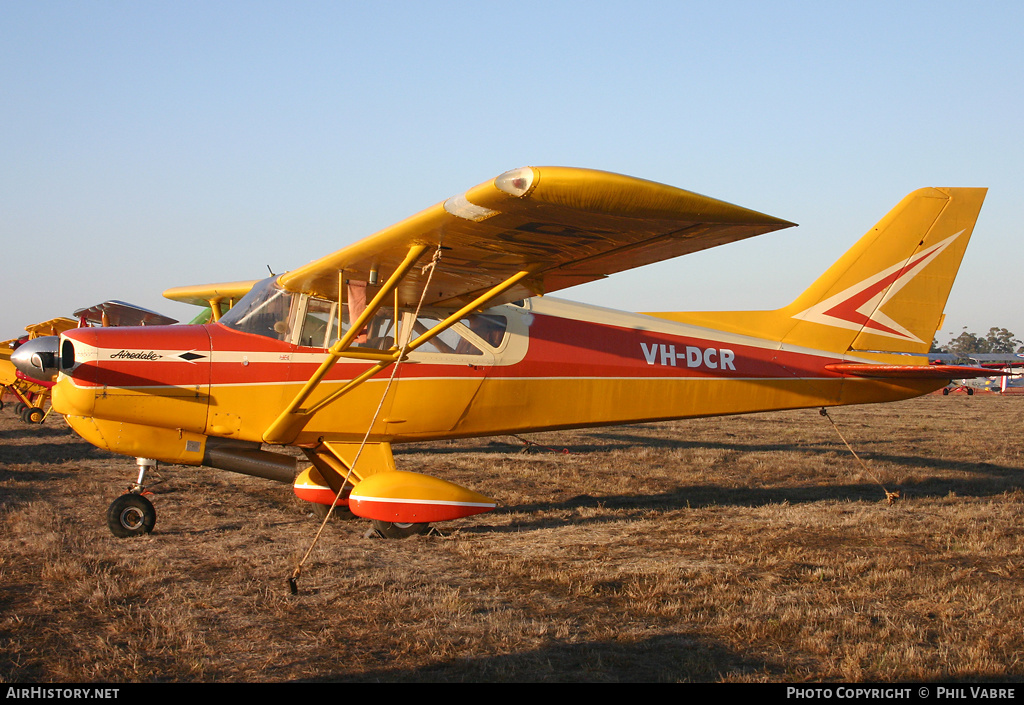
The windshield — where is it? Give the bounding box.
[219,276,294,339]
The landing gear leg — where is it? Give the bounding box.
[106,458,158,538]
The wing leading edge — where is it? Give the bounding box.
[278,167,796,308]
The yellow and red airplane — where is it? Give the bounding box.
[15,167,994,538]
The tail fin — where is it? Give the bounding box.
[648,187,988,359]
[782,187,987,355]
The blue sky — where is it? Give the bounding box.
[2,1,1021,345]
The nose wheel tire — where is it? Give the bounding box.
[371,519,430,539]
[107,494,156,538]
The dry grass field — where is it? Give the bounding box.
[1,393,1022,683]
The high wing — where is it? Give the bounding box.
[278,167,796,308]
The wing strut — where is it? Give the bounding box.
[262,245,533,445]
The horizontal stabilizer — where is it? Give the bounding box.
[825,363,1008,379]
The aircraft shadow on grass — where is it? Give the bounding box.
[2,418,1019,535]
[297,632,766,682]
[409,431,1024,536]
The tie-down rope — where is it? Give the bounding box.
[819,407,901,505]
[289,246,444,594]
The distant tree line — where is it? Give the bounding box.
[931,327,1024,358]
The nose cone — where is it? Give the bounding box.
[10,336,61,382]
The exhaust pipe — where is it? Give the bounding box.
[202,437,297,484]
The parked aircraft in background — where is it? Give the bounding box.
[932,353,1024,394]
[13,167,993,539]
[5,304,177,423]
[2,318,78,423]
[162,280,259,324]
[72,300,178,329]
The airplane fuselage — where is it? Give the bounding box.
[52,294,940,467]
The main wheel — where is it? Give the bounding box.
[371,519,430,539]
[310,501,355,521]
[24,407,44,424]
[107,494,156,537]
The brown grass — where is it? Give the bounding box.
[1,394,1022,682]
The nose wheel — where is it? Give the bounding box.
[107,457,158,537]
[107,493,156,537]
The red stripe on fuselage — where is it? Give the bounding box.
[63,325,212,388]
[492,314,841,380]
[65,313,845,392]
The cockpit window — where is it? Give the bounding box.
[465,313,508,347]
[298,297,335,348]
[220,276,509,357]
[219,276,293,339]
[408,315,480,355]
[407,312,507,355]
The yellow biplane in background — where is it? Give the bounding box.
[4,303,178,423]
[14,167,995,539]
[2,317,78,423]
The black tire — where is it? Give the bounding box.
[14,402,25,414]
[371,519,430,539]
[967,388,975,396]
[25,407,44,424]
[942,387,950,395]
[107,494,156,538]
[309,502,355,521]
